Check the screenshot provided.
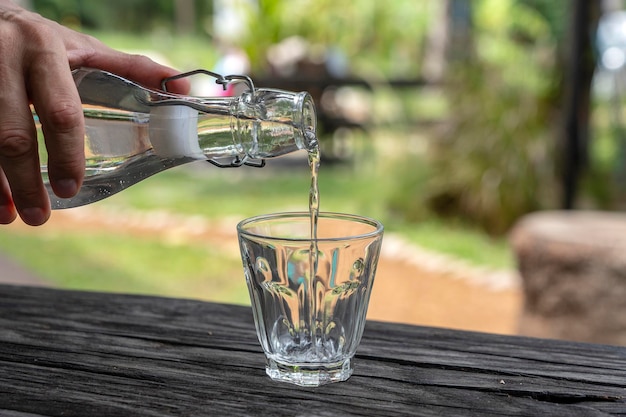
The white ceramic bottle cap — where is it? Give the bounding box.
[149,105,204,158]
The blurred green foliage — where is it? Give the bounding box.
[26,0,614,236]
[388,0,571,235]
[32,0,436,79]
[32,0,212,33]
[239,0,435,78]
[8,0,587,301]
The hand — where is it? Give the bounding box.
[0,0,190,225]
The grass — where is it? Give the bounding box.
[0,227,249,304]
[97,153,393,221]
[396,219,514,270]
[0,150,513,304]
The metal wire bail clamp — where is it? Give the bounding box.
[160,69,265,169]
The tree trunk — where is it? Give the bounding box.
[560,0,601,209]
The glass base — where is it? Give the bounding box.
[265,357,353,387]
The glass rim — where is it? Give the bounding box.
[236,211,384,242]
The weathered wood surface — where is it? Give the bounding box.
[0,284,624,417]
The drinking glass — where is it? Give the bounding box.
[237,212,384,386]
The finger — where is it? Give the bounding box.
[28,50,85,200]
[106,52,191,94]
[0,66,50,226]
[0,168,17,224]
[68,44,191,95]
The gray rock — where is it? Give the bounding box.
[510,210,626,345]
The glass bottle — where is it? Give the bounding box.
[36,68,317,209]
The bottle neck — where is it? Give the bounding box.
[228,89,317,159]
[73,68,318,162]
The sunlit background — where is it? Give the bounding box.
[1,0,622,339]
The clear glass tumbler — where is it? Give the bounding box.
[237,212,384,386]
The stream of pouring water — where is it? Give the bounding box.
[308,145,320,264]
[307,137,321,347]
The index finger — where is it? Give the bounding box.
[69,47,191,95]
[28,52,85,199]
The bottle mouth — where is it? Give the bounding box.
[298,92,318,151]
[236,88,318,156]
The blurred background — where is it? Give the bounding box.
[1,0,623,339]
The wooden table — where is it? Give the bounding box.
[0,284,624,416]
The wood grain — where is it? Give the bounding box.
[0,285,624,416]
